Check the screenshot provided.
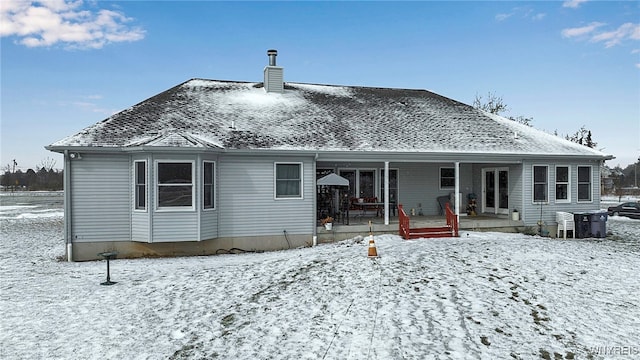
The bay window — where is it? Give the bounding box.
[134,160,146,210]
[203,161,215,209]
[157,162,194,208]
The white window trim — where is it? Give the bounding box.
[274,162,304,200]
[439,167,455,190]
[577,165,593,203]
[155,160,196,212]
[554,165,571,204]
[133,160,148,212]
[532,164,549,204]
[203,160,216,211]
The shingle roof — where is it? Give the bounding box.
[49,78,609,159]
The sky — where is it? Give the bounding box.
[1,0,639,171]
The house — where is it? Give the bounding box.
[46,50,614,261]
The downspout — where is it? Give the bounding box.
[312,153,318,246]
[384,161,389,225]
[454,162,460,217]
[63,150,73,262]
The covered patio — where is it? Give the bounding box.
[315,157,525,242]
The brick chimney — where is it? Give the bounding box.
[264,49,283,93]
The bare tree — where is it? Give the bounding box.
[473,92,509,115]
[38,157,57,171]
[473,92,533,126]
[564,125,597,149]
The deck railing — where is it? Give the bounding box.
[398,204,410,239]
[397,203,459,239]
[444,202,459,237]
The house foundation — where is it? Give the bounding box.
[69,234,313,261]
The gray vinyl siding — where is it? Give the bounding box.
[70,154,131,243]
[521,160,602,226]
[218,155,314,237]
[510,165,524,216]
[153,212,199,242]
[264,67,284,93]
[396,163,473,215]
[200,210,218,240]
[131,212,149,242]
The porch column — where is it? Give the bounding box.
[454,161,460,216]
[384,161,389,225]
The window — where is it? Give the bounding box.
[157,162,193,208]
[339,170,356,198]
[379,169,398,203]
[555,166,570,203]
[134,161,146,210]
[440,167,455,189]
[275,163,302,199]
[578,166,592,202]
[203,161,215,209]
[533,165,548,203]
[358,170,375,198]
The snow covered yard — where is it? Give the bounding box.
[1,195,639,359]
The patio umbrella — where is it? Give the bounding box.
[316,173,349,187]
[317,173,350,224]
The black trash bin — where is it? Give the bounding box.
[589,211,608,238]
[573,212,591,238]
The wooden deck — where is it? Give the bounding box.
[398,203,458,239]
[316,212,525,243]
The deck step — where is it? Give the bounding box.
[406,226,454,239]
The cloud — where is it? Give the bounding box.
[590,22,640,48]
[0,0,145,49]
[562,22,640,48]
[495,13,513,22]
[495,7,546,23]
[561,22,605,38]
[563,0,589,9]
[532,13,546,21]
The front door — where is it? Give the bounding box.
[482,168,509,215]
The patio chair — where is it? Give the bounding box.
[556,211,575,239]
[437,195,449,215]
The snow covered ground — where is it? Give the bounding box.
[1,193,639,359]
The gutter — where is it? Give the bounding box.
[46,145,615,162]
[63,150,73,262]
[312,153,318,246]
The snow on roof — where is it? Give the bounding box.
[49,78,610,158]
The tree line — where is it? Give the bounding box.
[474,92,639,197]
[1,158,63,191]
[473,91,598,149]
